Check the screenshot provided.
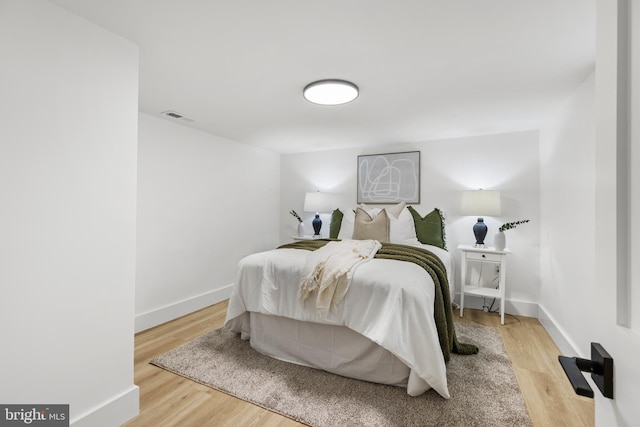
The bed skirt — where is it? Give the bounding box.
[246,311,411,387]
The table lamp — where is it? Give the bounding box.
[304,191,333,238]
[461,189,501,247]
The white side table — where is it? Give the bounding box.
[458,244,511,325]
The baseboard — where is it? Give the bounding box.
[71,385,139,427]
[456,295,582,358]
[134,287,578,358]
[537,304,582,357]
[135,285,234,333]
[454,293,539,319]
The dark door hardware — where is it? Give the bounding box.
[558,342,613,399]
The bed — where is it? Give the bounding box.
[223,204,476,399]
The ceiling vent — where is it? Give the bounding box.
[161,110,194,122]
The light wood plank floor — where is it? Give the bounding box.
[123,301,593,427]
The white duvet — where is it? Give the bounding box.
[224,243,453,398]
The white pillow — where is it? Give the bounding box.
[337,208,355,240]
[358,204,381,217]
[387,206,419,244]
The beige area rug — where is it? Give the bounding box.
[151,322,532,427]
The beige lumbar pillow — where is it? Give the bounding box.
[352,207,390,242]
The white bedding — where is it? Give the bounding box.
[224,242,454,398]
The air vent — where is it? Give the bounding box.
[161,110,194,122]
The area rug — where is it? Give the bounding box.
[151,322,532,427]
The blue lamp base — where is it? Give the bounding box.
[312,213,322,238]
[473,217,488,247]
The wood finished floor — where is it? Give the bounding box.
[123,301,594,427]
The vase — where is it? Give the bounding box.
[297,222,305,237]
[494,231,506,251]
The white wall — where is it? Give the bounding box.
[538,73,596,355]
[136,113,281,331]
[281,131,540,315]
[0,1,139,426]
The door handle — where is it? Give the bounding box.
[558,342,613,399]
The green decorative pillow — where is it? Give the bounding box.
[407,206,447,250]
[329,209,344,239]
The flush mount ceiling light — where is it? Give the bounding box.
[303,79,359,105]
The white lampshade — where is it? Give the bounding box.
[303,191,333,213]
[461,190,502,216]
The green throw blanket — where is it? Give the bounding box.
[279,239,478,362]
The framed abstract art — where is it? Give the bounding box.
[357,151,420,204]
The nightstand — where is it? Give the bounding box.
[458,244,511,325]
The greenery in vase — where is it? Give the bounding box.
[289,210,303,223]
[498,219,530,232]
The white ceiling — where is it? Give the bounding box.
[50,0,595,153]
